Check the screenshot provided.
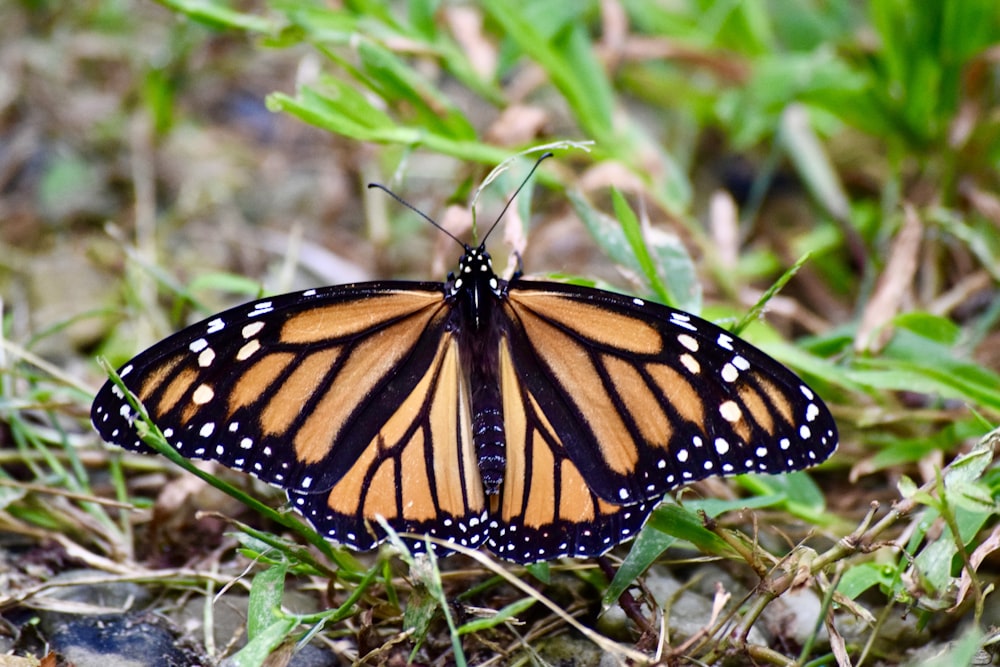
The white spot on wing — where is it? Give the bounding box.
[192,384,215,405]
[677,334,699,352]
[236,340,261,360]
[198,348,215,367]
[249,302,273,317]
[721,363,739,383]
[242,322,265,338]
[679,353,701,374]
[719,400,741,422]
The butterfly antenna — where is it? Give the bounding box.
[481,152,553,244]
[367,183,466,249]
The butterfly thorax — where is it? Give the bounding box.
[448,245,507,495]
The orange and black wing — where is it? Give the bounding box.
[91,283,488,554]
[501,279,837,510]
[289,330,488,554]
[487,338,653,562]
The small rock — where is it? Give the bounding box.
[41,612,206,667]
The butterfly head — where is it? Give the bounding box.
[449,243,502,299]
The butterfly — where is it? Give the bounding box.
[91,173,837,565]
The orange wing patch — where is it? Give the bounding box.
[292,334,488,555]
[509,304,638,476]
[492,340,654,562]
[508,291,662,354]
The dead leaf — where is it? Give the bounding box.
[950,522,1000,611]
[854,204,923,353]
[485,105,549,147]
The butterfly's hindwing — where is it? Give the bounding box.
[289,333,489,555]
[489,338,652,562]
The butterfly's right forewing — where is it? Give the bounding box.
[91,283,452,497]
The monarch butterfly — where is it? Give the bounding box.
[91,165,837,564]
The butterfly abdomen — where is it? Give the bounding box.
[450,245,509,496]
[472,385,505,495]
[461,306,507,497]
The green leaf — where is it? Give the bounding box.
[402,583,438,645]
[604,526,677,607]
[604,500,740,606]
[610,187,673,306]
[227,617,297,667]
[892,312,961,346]
[644,503,733,556]
[524,561,551,585]
[897,475,918,499]
[407,0,438,38]
[947,481,997,514]
[736,471,828,518]
[248,563,288,640]
[732,253,810,336]
[779,105,850,223]
[836,562,899,600]
[357,41,477,140]
[267,90,509,165]
[567,189,701,312]
[944,432,998,488]
[155,0,279,32]
[847,330,1000,412]
[187,272,265,299]
[482,0,613,143]
[270,2,358,44]
[685,493,792,519]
